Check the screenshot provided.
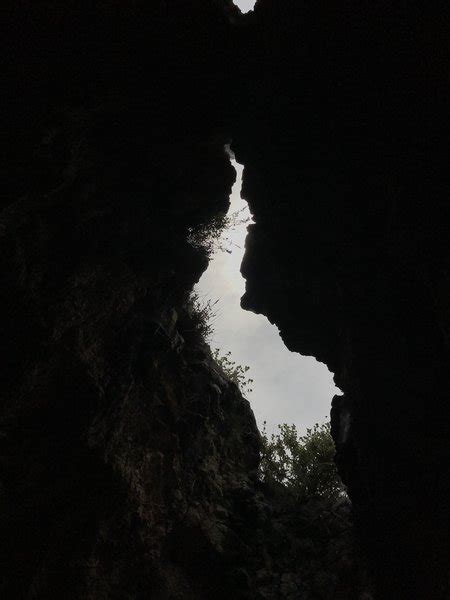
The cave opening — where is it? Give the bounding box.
[232,0,256,14]
[195,153,340,437]
[5,2,447,597]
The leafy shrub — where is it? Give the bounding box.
[187,292,219,341]
[212,348,253,396]
[259,421,345,502]
[187,208,250,256]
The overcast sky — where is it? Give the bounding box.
[195,161,340,435]
[233,0,256,13]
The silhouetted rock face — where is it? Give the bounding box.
[1,4,251,597]
[236,2,450,599]
[2,1,449,598]
[0,98,248,597]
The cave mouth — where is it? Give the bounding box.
[4,3,448,598]
[194,152,340,437]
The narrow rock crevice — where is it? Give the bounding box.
[2,2,449,598]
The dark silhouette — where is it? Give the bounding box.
[2,1,449,598]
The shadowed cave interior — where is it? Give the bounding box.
[2,2,450,599]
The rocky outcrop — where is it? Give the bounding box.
[2,4,244,594]
[0,100,242,596]
[235,3,450,599]
[2,1,449,598]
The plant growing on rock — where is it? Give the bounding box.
[259,421,346,502]
[187,292,219,341]
[212,348,253,396]
[187,208,250,256]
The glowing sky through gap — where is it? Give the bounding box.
[195,160,340,434]
[233,0,256,13]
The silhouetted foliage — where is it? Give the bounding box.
[187,208,250,256]
[260,421,345,502]
[187,292,219,341]
[213,348,253,396]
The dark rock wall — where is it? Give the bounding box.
[2,1,449,598]
[235,3,450,599]
[2,3,252,597]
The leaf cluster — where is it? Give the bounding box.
[212,348,253,396]
[187,292,219,341]
[259,421,345,503]
[187,208,250,256]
